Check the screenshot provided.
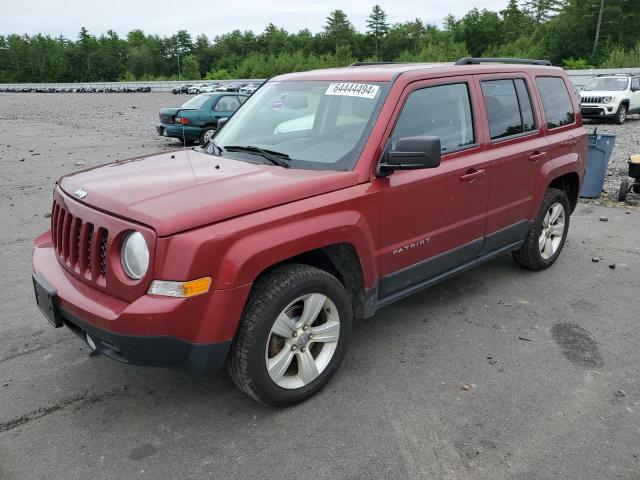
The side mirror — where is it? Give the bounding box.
[377,136,441,176]
[217,117,228,130]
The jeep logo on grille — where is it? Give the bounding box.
[74,188,88,199]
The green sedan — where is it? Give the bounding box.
[156,93,248,144]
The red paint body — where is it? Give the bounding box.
[32,63,586,350]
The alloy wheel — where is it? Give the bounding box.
[539,202,566,260]
[265,293,340,389]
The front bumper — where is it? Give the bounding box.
[580,105,617,117]
[32,231,251,371]
[59,303,230,372]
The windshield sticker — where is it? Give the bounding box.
[325,83,379,99]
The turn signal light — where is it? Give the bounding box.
[148,277,211,298]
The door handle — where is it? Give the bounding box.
[528,151,547,162]
[460,169,485,183]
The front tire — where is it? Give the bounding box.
[228,264,353,407]
[614,104,627,125]
[512,188,570,270]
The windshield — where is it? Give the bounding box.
[583,77,629,91]
[212,80,388,171]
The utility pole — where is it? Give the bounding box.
[177,50,181,81]
[592,0,604,56]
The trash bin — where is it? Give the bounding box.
[579,132,616,198]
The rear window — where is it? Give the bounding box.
[535,77,575,129]
[481,78,536,140]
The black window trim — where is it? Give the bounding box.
[480,76,540,145]
[387,80,479,158]
[535,75,577,130]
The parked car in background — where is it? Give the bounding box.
[188,83,216,94]
[199,83,221,93]
[239,82,262,94]
[580,73,640,124]
[34,58,586,407]
[172,84,193,94]
[156,93,248,144]
[216,82,246,92]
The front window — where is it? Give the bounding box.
[583,77,629,92]
[181,94,210,109]
[212,80,388,171]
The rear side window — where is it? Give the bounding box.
[392,83,475,152]
[481,78,536,140]
[632,78,640,90]
[535,77,575,129]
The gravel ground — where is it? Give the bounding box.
[2,93,640,479]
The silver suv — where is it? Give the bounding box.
[580,73,640,124]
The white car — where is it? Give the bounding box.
[199,83,220,93]
[187,83,214,94]
[580,74,640,124]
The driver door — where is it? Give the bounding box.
[375,77,491,299]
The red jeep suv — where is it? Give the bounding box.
[32,58,586,406]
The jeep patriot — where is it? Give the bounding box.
[32,58,586,406]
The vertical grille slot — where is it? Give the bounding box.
[86,223,94,273]
[99,230,109,277]
[70,217,82,268]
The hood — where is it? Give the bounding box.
[58,149,358,236]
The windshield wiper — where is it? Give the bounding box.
[207,140,223,156]
[223,145,291,168]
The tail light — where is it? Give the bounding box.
[175,117,191,125]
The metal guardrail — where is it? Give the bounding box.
[566,68,640,88]
[1,68,639,92]
[0,79,264,92]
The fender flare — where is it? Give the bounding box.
[214,210,378,289]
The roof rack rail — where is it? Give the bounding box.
[349,62,408,67]
[455,57,552,66]
[596,72,633,77]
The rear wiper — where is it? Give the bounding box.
[223,145,291,168]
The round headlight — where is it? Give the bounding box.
[602,96,613,104]
[121,231,149,280]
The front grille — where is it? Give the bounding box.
[581,96,603,104]
[51,200,109,280]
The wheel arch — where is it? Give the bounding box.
[549,172,580,213]
[250,243,369,319]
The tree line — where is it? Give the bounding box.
[0,0,638,83]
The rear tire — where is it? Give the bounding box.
[512,188,570,271]
[199,126,216,145]
[227,264,352,407]
[618,180,629,202]
[614,104,627,125]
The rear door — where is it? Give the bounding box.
[375,76,491,299]
[475,74,548,252]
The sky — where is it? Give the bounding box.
[0,0,510,39]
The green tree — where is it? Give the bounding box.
[366,5,389,57]
[180,54,200,79]
[324,10,354,53]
